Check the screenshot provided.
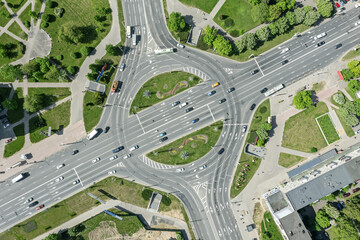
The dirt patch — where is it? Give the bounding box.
[163,84,168,89]
[159,209,185,222]
[156,81,189,99]
[253,202,264,236]
[171,134,208,154]
[125,228,176,240]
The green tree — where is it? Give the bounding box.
[213,35,232,56]
[275,17,289,34]
[277,1,287,11]
[67,66,77,75]
[294,8,305,24]
[23,94,45,112]
[351,65,360,77]
[255,26,270,41]
[0,64,22,81]
[94,92,103,105]
[251,3,269,23]
[42,13,50,22]
[293,90,313,109]
[332,217,359,240]
[348,80,360,94]
[244,33,257,50]
[80,46,92,56]
[58,69,69,82]
[347,60,359,70]
[249,0,261,5]
[260,122,272,131]
[203,26,218,46]
[29,11,38,18]
[315,0,333,18]
[22,61,40,76]
[268,22,278,36]
[44,233,61,240]
[58,22,86,44]
[286,0,296,10]
[341,68,355,81]
[303,9,320,26]
[315,209,330,229]
[268,5,282,22]
[285,11,296,26]
[342,101,357,115]
[44,66,60,81]
[323,203,339,219]
[256,128,268,140]
[168,12,186,32]
[105,44,118,56]
[234,38,247,53]
[2,98,18,110]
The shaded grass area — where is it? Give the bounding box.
[130,71,201,114]
[0,33,25,69]
[230,99,270,198]
[0,4,11,27]
[317,114,340,144]
[29,100,70,143]
[0,176,185,240]
[335,108,355,137]
[342,45,360,61]
[28,87,71,108]
[7,88,24,124]
[214,0,260,34]
[18,2,31,28]
[0,87,11,101]
[261,212,283,240]
[6,0,26,12]
[179,0,218,13]
[8,21,27,40]
[282,102,328,153]
[43,0,112,69]
[147,121,223,165]
[278,152,304,168]
[3,123,24,157]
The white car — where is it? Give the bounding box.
[177,43,185,48]
[56,164,65,169]
[109,155,118,160]
[199,165,207,170]
[92,157,100,163]
[129,145,139,151]
[108,170,116,175]
[73,179,80,185]
[355,3,359,8]
[176,168,185,172]
[355,20,360,26]
[123,154,131,159]
[3,123,10,128]
[280,47,289,54]
[55,176,64,182]
[314,32,326,40]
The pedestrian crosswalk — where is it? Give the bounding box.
[182,67,210,81]
[141,156,175,169]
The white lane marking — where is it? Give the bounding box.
[135,113,146,134]
[207,104,216,122]
[73,168,83,187]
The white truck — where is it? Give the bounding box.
[126,26,132,38]
[87,129,98,140]
[132,34,137,46]
[12,173,25,183]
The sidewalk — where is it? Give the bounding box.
[34,199,190,240]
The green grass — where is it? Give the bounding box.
[7,88,24,124]
[8,20,27,40]
[0,176,187,240]
[326,227,336,240]
[261,212,283,240]
[335,108,355,137]
[18,2,31,28]
[130,71,201,114]
[178,0,218,13]
[28,87,71,108]
[75,209,143,238]
[29,100,70,143]
[278,152,304,168]
[147,121,223,165]
[34,0,41,24]
[0,87,11,101]
[43,0,112,70]
[0,4,11,27]
[6,0,26,12]
[230,99,270,198]
[3,123,25,157]
[312,81,325,93]
[282,102,328,153]
[0,33,25,69]
[342,45,360,61]
[346,87,357,100]
[214,0,260,34]
[317,114,340,144]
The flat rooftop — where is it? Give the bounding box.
[279,212,312,240]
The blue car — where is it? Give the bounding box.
[192,118,199,124]
[159,132,166,137]
[208,91,216,96]
[112,146,124,153]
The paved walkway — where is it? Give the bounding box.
[34,199,190,240]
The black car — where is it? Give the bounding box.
[260,88,268,93]
[227,87,235,93]
[2,119,8,124]
[219,98,226,104]
[0,114,7,119]
[72,150,79,155]
[159,137,168,143]
[317,41,325,47]
[250,104,256,110]
[185,107,194,113]
[281,60,288,65]
[104,126,110,133]
[335,43,342,49]
[112,146,124,153]
[251,69,259,75]
[28,201,38,208]
[218,148,225,155]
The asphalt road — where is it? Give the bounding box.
[1,0,360,239]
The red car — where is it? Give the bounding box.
[36,204,44,210]
[5,138,12,143]
[353,188,360,193]
[343,193,351,198]
[335,2,340,7]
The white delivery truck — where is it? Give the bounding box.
[87,129,99,140]
[126,26,132,38]
[132,34,137,46]
[12,173,24,183]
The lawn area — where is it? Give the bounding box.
[3,123,25,157]
[316,114,340,144]
[0,4,11,27]
[179,0,218,13]
[335,108,355,137]
[8,21,28,40]
[230,99,270,198]
[18,2,31,28]
[29,100,70,143]
[28,87,71,108]
[261,212,283,240]
[346,87,357,100]
[342,45,360,61]
[147,121,223,165]
[0,176,191,240]
[282,102,328,153]
[278,152,305,168]
[130,71,201,114]
[7,88,24,123]
[0,33,25,69]
[214,0,260,35]
[6,0,26,12]
[42,0,112,70]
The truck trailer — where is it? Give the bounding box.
[12,173,25,183]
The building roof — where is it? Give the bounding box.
[267,191,288,212]
[279,212,312,240]
[85,80,106,94]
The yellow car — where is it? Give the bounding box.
[212,82,220,88]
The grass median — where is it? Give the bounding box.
[316,114,340,144]
[342,45,360,61]
[130,71,201,114]
[3,123,25,158]
[278,152,304,168]
[147,121,223,165]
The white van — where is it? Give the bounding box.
[87,129,98,140]
[130,145,139,151]
[179,102,188,108]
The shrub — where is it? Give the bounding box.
[224,18,235,28]
[24,21,30,28]
[162,195,172,206]
[67,66,77,75]
[333,93,346,105]
[142,189,153,200]
[229,30,240,37]
[311,147,317,152]
[54,7,64,18]
[56,54,63,60]
[41,13,50,22]
[259,106,267,113]
[80,46,93,56]
[219,14,228,20]
[70,52,81,59]
[46,0,57,8]
[41,22,49,28]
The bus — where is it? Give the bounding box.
[154,48,173,55]
[126,26,131,38]
[111,81,119,93]
[264,84,285,97]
